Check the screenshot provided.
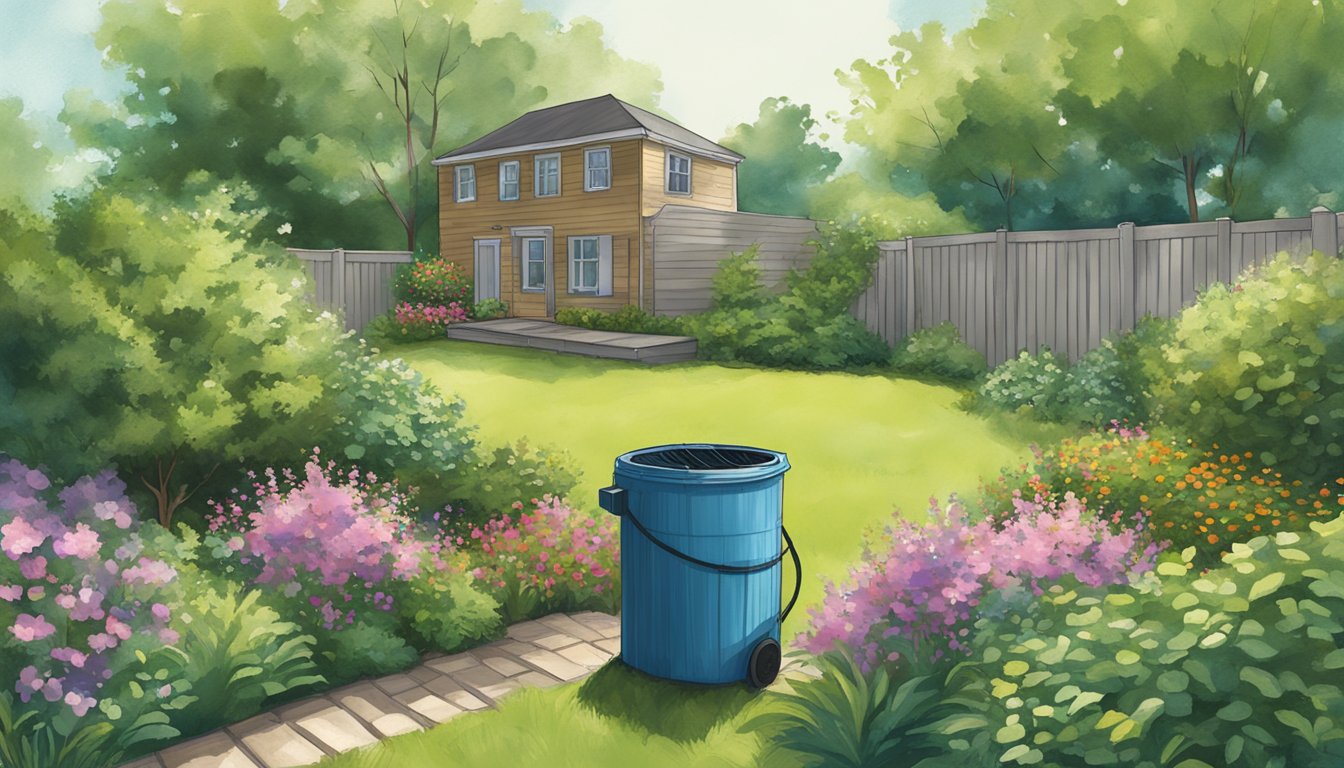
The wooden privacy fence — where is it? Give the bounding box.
[852,207,1344,367]
[287,248,414,332]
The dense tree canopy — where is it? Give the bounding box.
[719,98,841,218]
[64,0,663,250]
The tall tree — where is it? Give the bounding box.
[64,0,663,250]
[719,97,840,217]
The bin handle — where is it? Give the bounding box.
[622,503,803,624]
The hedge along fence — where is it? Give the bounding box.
[853,207,1344,367]
[288,248,414,332]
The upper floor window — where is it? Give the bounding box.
[666,152,691,194]
[454,165,476,202]
[584,147,611,191]
[535,153,561,197]
[499,160,520,201]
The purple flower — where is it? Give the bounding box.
[11,613,56,642]
[16,666,43,702]
[64,691,96,716]
[52,523,102,560]
[122,557,176,586]
[151,602,171,622]
[0,584,20,602]
[18,555,47,580]
[1,517,46,558]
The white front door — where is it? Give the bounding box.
[474,239,501,303]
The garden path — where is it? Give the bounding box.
[119,611,621,768]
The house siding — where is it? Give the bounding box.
[639,140,737,217]
[438,139,645,318]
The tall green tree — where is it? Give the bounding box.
[64,0,662,251]
[719,97,840,217]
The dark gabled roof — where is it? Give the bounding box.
[434,94,743,164]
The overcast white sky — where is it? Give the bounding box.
[0,0,982,142]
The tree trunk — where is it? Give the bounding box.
[1183,155,1201,223]
[140,454,215,531]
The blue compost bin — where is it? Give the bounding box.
[598,444,800,688]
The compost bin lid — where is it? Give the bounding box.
[614,443,789,483]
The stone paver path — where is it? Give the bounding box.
[119,611,622,768]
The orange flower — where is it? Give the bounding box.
[1321,488,1331,497]
[1207,533,1219,544]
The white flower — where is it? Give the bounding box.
[277,222,293,235]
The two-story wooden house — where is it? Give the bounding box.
[432,94,745,318]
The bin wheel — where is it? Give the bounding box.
[747,638,781,689]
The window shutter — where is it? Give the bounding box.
[598,235,613,296]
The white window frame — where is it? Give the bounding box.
[521,237,547,292]
[666,151,691,195]
[569,236,601,293]
[454,165,476,202]
[534,153,561,197]
[584,147,611,192]
[498,160,520,201]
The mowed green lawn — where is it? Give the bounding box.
[390,340,1068,639]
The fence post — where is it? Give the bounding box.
[1311,206,1339,257]
[332,248,346,322]
[993,228,1008,366]
[904,235,916,334]
[1118,222,1135,330]
[1215,216,1233,284]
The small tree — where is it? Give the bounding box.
[0,180,346,527]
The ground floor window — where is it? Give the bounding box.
[522,237,546,291]
[566,235,612,296]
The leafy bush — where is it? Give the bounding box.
[801,493,1160,675]
[0,182,353,528]
[394,567,501,653]
[925,514,1344,767]
[394,256,471,307]
[472,298,508,320]
[464,496,619,623]
[391,301,468,341]
[1150,250,1344,481]
[979,427,1343,567]
[975,347,1072,420]
[554,305,687,336]
[691,226,890,370]
[321,339,474,510]
[319,619,418,682]
[742,653,947,768]
[890,323,988,382]
[442,439,583,528]
[164,585,322,727]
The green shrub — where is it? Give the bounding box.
[317,620,419,682]
[1151,250,1344,481]
[742,653,947,768]
[394,256,471,307]
[441,439,582,528]
[891,323,988,382]
[690,225,889,371]
[322,339,474,511]
[923,514,1344,767]
[394,569,502,653]
[554,305,686,336]
[975,347,1072,420]
[472,298,508,320]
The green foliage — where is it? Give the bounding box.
[441,439,582,527]
[975,347,1072,421]
[70,0,662,249]
[741,653,947,768]
[0,693,125,768]
[891,323,988,383]
[553,305,687,336]
[322,339,474,511]
[1151,251,1344,481]
[472,298,509,320]
[709,246,770,312]
[0,181,347,525]
[925,514,1344,768]
[691,225,891,371]
[317,620,419,683]
[808,173,973,240]
[394,256,472,307]
[166,585,323,728]
[718,98,841,217]
[394,570,502,653]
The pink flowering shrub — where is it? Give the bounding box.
[205,451,444,633]
[0,458,184,764]
[392,301,469,341]
[801,493,1162,675]
[464,495,620,622]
